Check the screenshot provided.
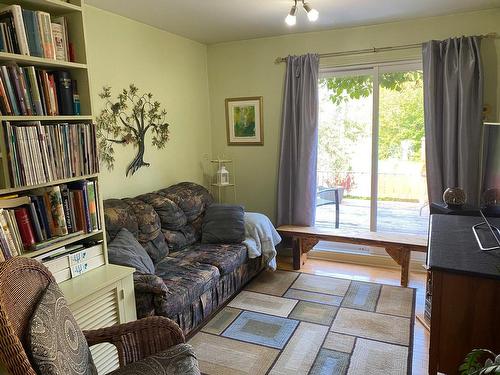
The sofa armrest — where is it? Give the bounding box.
[134,272,167,296]
[133,272,168,318]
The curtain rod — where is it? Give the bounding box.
[274,32,498,64]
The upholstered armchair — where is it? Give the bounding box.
[0,257,200,375]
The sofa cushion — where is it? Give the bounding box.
[201,204,245,244]
[135,193,187,231]
[104,199,140,241]
[108,228,155,274]
[28,282,98,375]
[123,198,162,243]
[104,198,168,263]
[109,343,200,375]
[155,257,220,317]
[157,182,213,222]
[162,225,198,252]
[169,244,247,276]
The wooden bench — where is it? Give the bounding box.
[277,225,428,287]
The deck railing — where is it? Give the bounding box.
[317,170,427,202]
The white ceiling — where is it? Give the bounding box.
[86,0,500,44]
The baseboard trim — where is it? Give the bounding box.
[307,249,426,273]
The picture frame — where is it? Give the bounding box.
[225,96,264,146]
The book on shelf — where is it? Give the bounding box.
[0,5,29,56]
[0,4,72,62]
[40,241,104,283]
[3,121,99,188]
[0,63,78,116]
[0,180,101,260]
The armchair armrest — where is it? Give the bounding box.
[83,316,185,367]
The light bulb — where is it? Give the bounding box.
[303,3,319,22]
[285,5,297,26]
[285,14,296,26]
[307,8,319,22]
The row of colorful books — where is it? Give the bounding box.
[0,65,78,116]
[4,121,99,188]
[0,180,100,260]
[35,241,105,283]
[0,5,72,61]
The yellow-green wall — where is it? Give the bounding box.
[85,6,211,199]
[207,9,500,222]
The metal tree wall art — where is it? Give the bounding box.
[96,84,170,176]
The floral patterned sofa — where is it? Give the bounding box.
[103,182,262,334]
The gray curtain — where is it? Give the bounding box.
[422,37,483,206]
[277,54,320,226]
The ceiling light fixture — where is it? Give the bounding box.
[285,0,319,26]
[303,3,319,22]
[285,4,297,26]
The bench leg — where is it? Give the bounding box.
[386,247,411,287]
[399,251,410,287]
[292,237,301,270]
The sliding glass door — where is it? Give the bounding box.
[316,62,428,235]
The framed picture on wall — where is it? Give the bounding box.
[225,96,264,145]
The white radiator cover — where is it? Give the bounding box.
[72,288,120,374]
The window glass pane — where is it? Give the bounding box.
[376,70,429,235]
[317,74,373,230]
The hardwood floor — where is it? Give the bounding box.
[277,256,429,375]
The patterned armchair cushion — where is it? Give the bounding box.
[154,257,220,317]
[109,343,200,375]
[135,193,187,231]
[169,244,248,276]
[28,282,98,375]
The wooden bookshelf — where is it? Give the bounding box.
[0,3,137,373]
[0,0,107,277]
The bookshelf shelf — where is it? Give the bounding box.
[0,173,98,195]
[19,229,103,259]
[0,115,93,121]
[0,0,81,14]
[0,51,87,69]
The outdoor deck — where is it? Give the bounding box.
[316,198,429,236]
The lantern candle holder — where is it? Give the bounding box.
[211,158,236,203]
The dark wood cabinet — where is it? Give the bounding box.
[427,215,500,375]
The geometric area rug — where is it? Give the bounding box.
[189,270,416,375]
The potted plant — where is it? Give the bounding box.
[460,349,500,374]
